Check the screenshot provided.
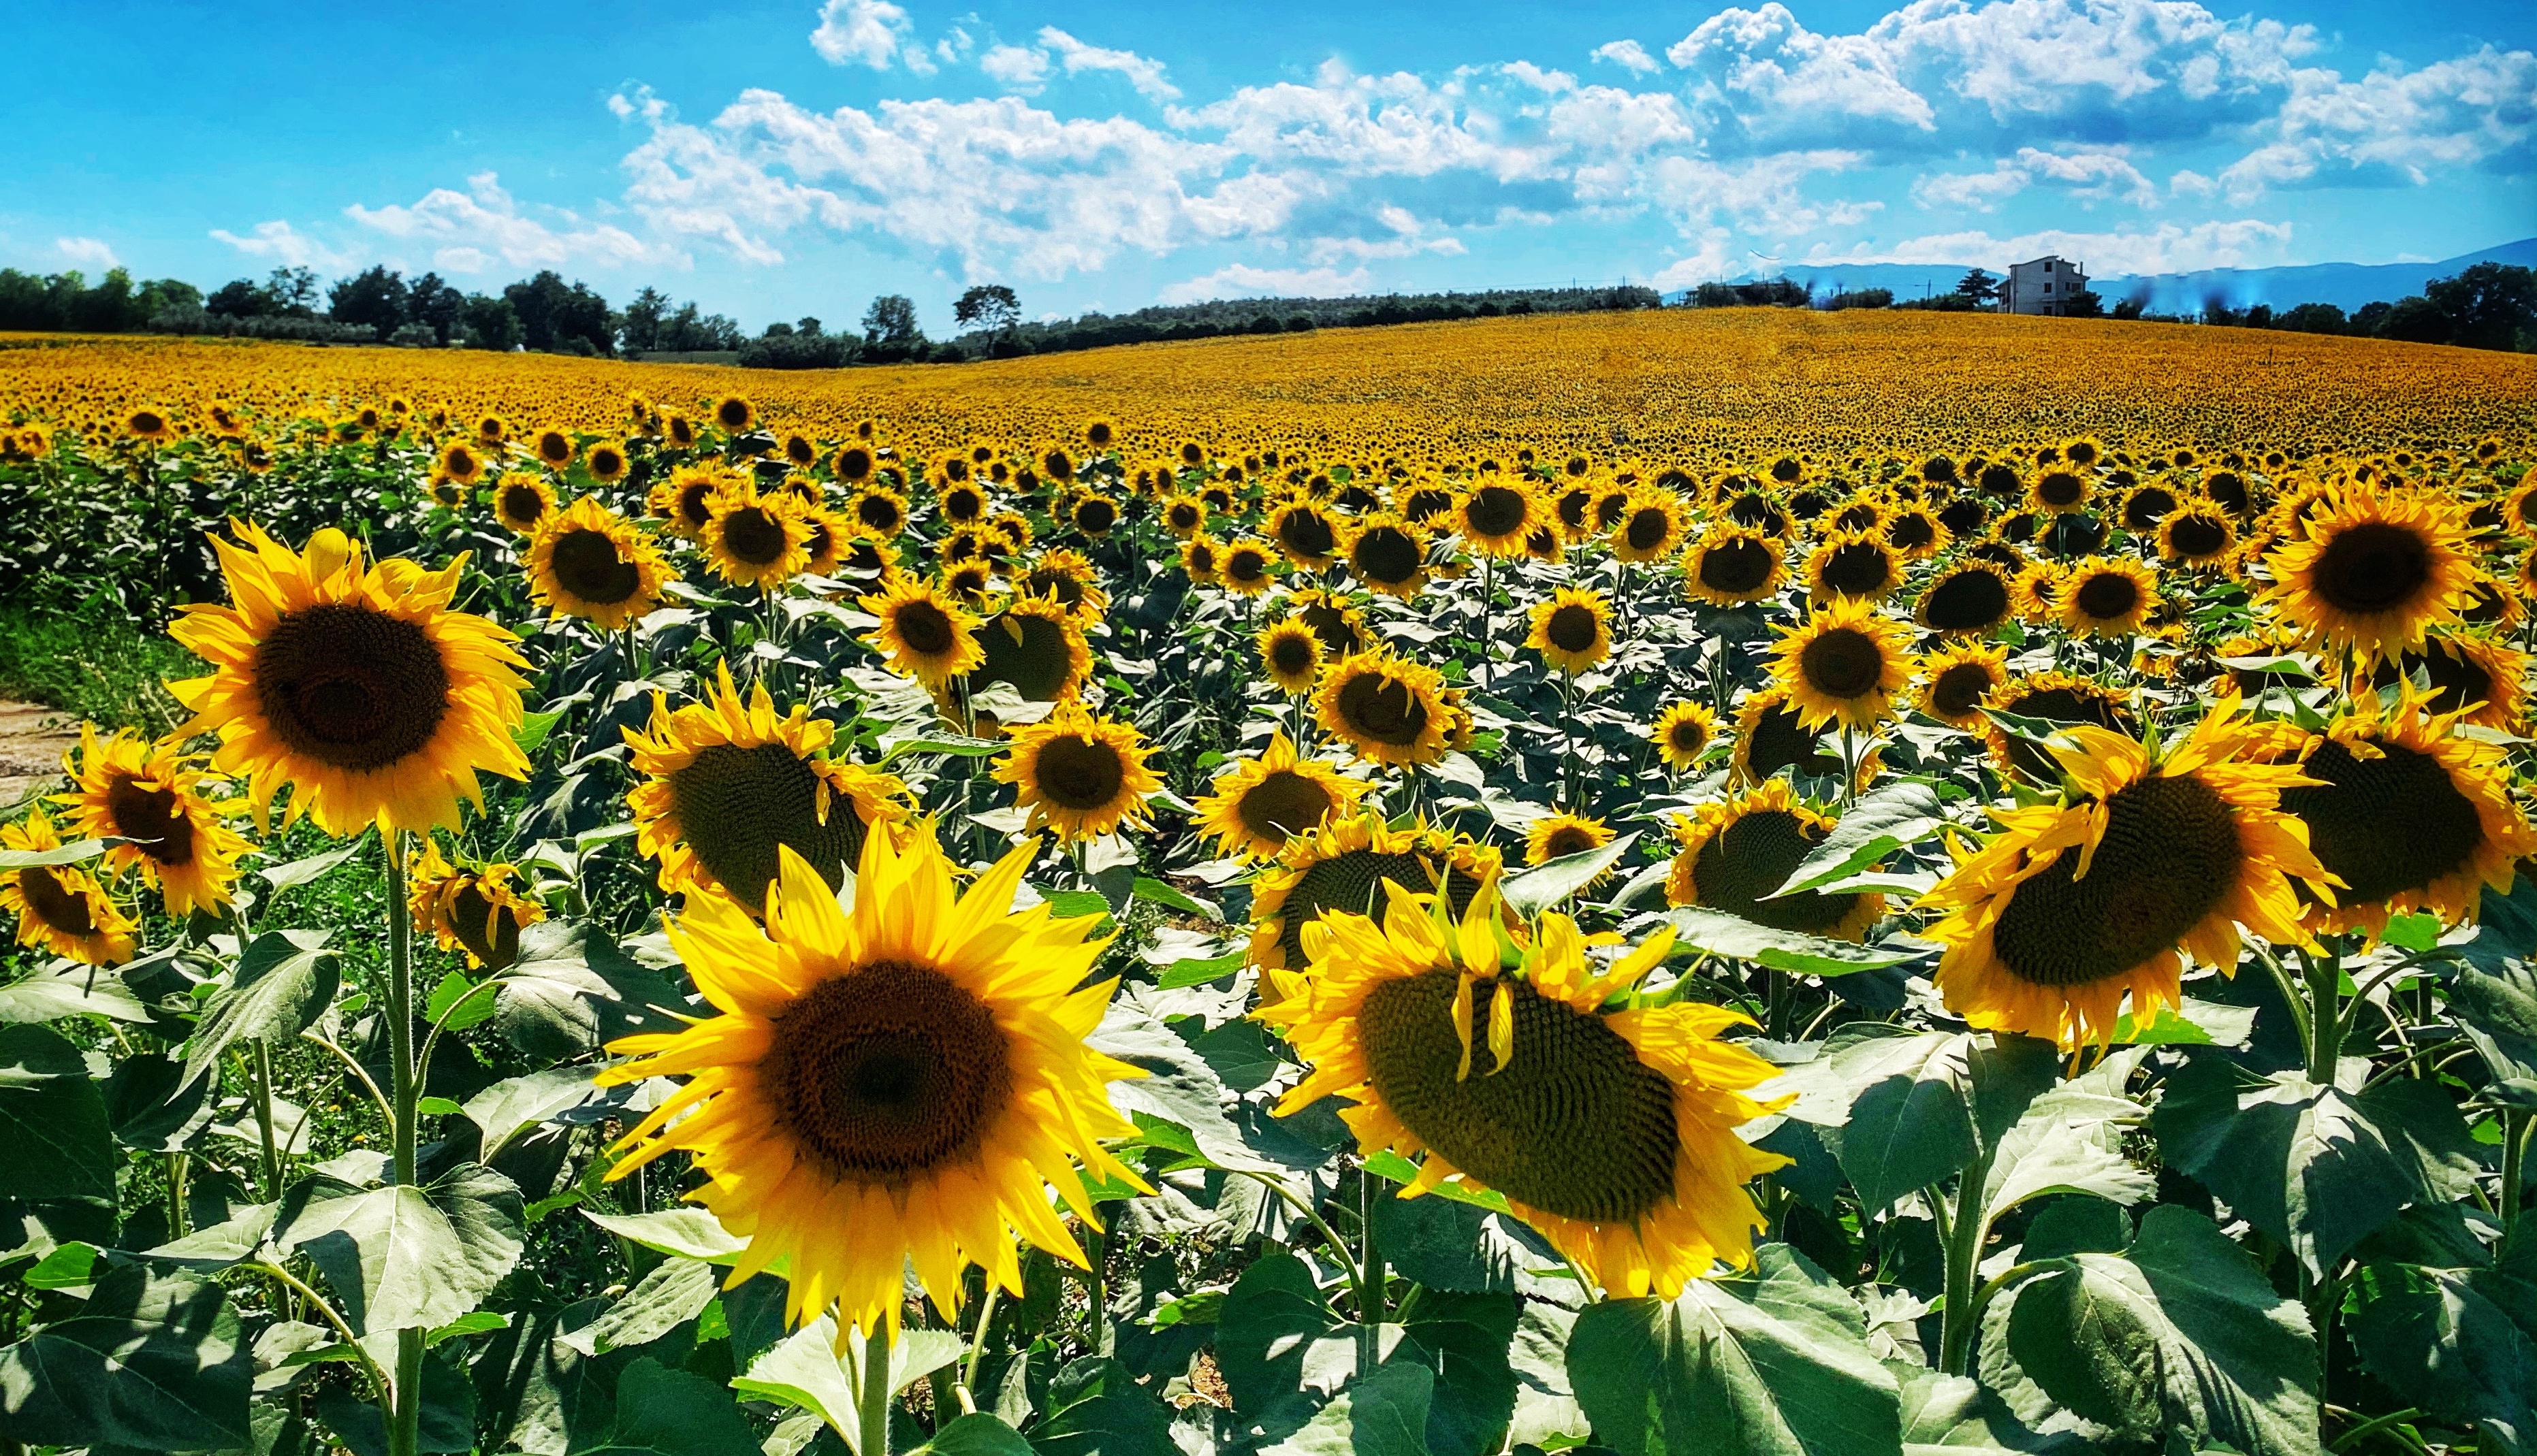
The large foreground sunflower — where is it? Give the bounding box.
[1920,701,2328,1048]
[1193,731,1372,860]
[626,662,910,913]
[1260,889,1786,1298]
[597,829,1149,1337]
[1249,813,1501,971]
[2264,692,2535,937]
[1770,596,1911,732]
[994,703,1163,843]
[526,498,673,631]
[2263,485,2476,662]
[56,724,250,918]
[170,524,529,835]
[1,808,138,965]
[1665,781,1883,939]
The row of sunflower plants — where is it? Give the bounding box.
[0,402,2527,1456]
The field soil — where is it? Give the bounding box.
[0,700,75,810]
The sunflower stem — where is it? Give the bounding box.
[1936,1144,1995,1377]
[1358,1167,1385,1329]
[959,1282,1000,1411]
[251,1040,283,1203]
[384,829,424,1456]
[1479,556,1495,690]
[2503,1108,2532,1242]
[2303,946,2343,1086]
[859,1321,893,1456]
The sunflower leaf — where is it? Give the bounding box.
[255,833,370,890]
[1501,832,1638,916]
[0,962,153,1024]
[1772,782,1947,898]
[180,929,339,1090]
[272,1161,524,1335]
[0,838,107,870]
[0,1022,119,1203]
[1658,907,1923,977]
[0,1264,253,1451]
[2346,1238,2537,1446]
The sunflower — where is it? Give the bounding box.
[1665,781,1884,939]
[1260,889,1785,1299]
[711,395,756,434]
[1271,498,1342,568]
[995,703,1162,843]
[2028,468,2092,515]
[475,413,510,445]
[1345,515,1430,598]
[530,427,576,471]
[1315,652,1454,768]
[1682,528,1787,606]
[1526,588,1614,676]
[436,439,488,487]
[2263,485,2477,662]
[1070,493,1123,538]
[0,808,137,966]
[966,597,1096,703]
[1161,494,1208,538]
[586,440,631,485]
[1913,560,2014,636]
[1921,701,2329,1048]
[626,663,910,914]
[169,525,527,836]
[1456,481,1538,558]
[1650,702,1718,772]
[1222,540,1281,595]
[940,479,988,525]
[1016,549,1108,622]
[596,826,1149,1338]
[1525,812,1614,866]
[664,415,699,449]
[1885,505,1949,560]
[2265,692,2536,937]
[2385,633,2529,730]
[941,562,995,607]
[1804,531,1900,602]
[406,839,545,971]
[861,578,984,688]
[524,499,671,631]
[1730,686,1868,786]
[124,407,176,444]
[1194,731,1372,860]
[1915,643,2010,730]
[2159,499,2238,568]
[54,724,250,919]
[1610,488,1690,563]
[1247,813,1502,971]
[702,487,810,591]
[488,473,558,537]
[1771,597,1911,732]
[1983,673,2138,783]
[2057,557,2159,638]
[1180,534,1224,584]
[650,464,740,540]
[1258,619,1324,695]
[2010,561,2062,624]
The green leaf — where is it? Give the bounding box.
[20,1240,102,1289]
[565,1356,762,1456]
[1157,950,1245,988]
[0,964,151,1024]
[1978,1083,2155,1232]
[562,1256,718,1357]
[1031,1355,1177,1456]
[1216,1251,1357,1410]
[732,1316,963,1448]
[1259,1359,1435,1456]
[426,1309,510,1346]
[0,838,106,869]
[1892,1365,2077,1455]
[581,1207,745,1264]
[466,1067,605,1160]
[1502,832,1638,916]
[1566,1244,1902,1456]
[1397,1291,1520,1456]
[180,928,340,1089]
[1661,907,1920,977]
[2348,1237,2537,1449]
[0,1265,251,1450]
[878,732,1006,765]
[2451,950,2537,1093]
[1133,875,1221,920]
[1041,889,1113,922]
[274,1161,524,1334]
[414,1096,464,1118]
[2380,911,2443,952]
[257,835,368,890]
[493,919,684,1061]
[1766,1026,2058,1215]
[1772,782,1946,898]
[2109,995,2257,1048]
[1985,1206,2318,1456]
[2152,1058,2482,1278]
[0,1022,116,1202]
[424,971,499,1033]
[919,1412,1037,1455]
[1363,1149,1513,1214]
[513,709,564,756]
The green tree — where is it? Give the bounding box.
[1954,268,1999,306]
[2424,261,2537,351]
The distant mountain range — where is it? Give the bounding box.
[1668,237,2536,314]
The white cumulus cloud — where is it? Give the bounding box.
[54,236,118,269]
[1591,40,1660,76]
[1804,218,2297,276]
[345,172,673,273]
[208,221,356,271]
[1160,263,1373,302]
[810,0,934,74]
[1038,27,1179,102]
[1913,147,2158,212]
[979,44,1053,93]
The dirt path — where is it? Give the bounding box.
[0,701,78,813]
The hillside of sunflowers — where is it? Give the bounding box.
[0,306,2533,1456]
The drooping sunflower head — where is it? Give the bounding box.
[2264,691,2536,938]
[861,578,984,688]
[1162,494,1208,538]
[53,724,250,920]
[0,807,138,967]
[701,486,810,590]
[625,661,911,913]
[1683,527,1787,606]
[1315,651,1453,768]
[1770,596,1911,732]
[1730,685,1871,788]
[964,596,1096,704]
[1345,515,1431,598]
[1650,701,1718,772]
[1247,813,1501,971]
[2263,484,2476,662]
[2058,556,2160,638]
[2376,632,2530,730]
[1194,730,1371,860]
[1527,587,1615,676]
[597,826,1149,1336]
[1015,549,1108,623]
[1611,487,1690,563]
[2028,468,2092,515]
[993,702,1162,843]
[1666,780,1884,940]
[1884,504,1949,560]
[1915,643,2010,730]
[526,498,671,632]
[125,406,176,444]
[1804,530,1900,602]
[1258,619,1325,695]
[407,839,545,971]
[1260,884,1787,1298]
[1922,700,2329,1047]
[167,524,530,836]
[1525,811,1614,867]
[1271,498,1341,567]
[1914,559,2015,636]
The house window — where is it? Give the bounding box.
[2043,259,2054,272]
[2043,282,2053,294]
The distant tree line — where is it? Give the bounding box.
[1694,261,2534,351]
[0,268,204,334]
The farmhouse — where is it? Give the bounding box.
[2002,255,2089,315]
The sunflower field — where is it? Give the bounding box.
[0,314,2535,1456]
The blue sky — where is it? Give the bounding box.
[4,0,2531,333]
